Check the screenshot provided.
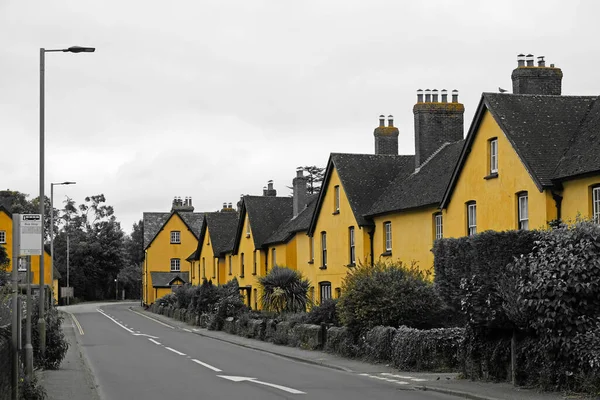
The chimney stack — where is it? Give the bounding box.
[292,167,308,217]
[171,196,194,212]
[512,53,562,95]
[373,114,399,155]
[265,180,277,196]
[413,88,464,169]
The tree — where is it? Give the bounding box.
[123,220,144,266]
[117,263,142,299]
[303,166,325,195]
[258,266,311,313]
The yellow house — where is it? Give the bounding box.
[441,55,600,236]
[142,197,204,305]
[230,183,292,309]
[0,205,59,302]
[366,89,465,274]
[307,116,415,303]
[189,206,238,286]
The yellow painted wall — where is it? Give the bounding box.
[372,206,439,275]
[561,176,600,222]
[195,226,216,285]
[444,110,554,237]
[234,215,266,309]
[143,214,197,305]
[310,168,369,303]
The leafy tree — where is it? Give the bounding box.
[338,261,444,334]
[123,219,144,265]
[303,166,325,194]
[258,266,311,313]
[117,263,142,299]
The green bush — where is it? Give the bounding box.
[173,284,193,309]
[19,371,47,400]
[324,326,359,358]
[391,326,464,372]
[208,278,246,331]
[337,261,444,334]
[32,306,69,370]
[506,221,600,390]
[188,279,220,316]
[258,266,311,313]
[359,326,396,362]
[306,299,339,326]
[156,293,176,307]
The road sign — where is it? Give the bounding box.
[60,287,74,299]
[19,214,42,256]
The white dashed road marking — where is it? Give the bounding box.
[165,347,186,356]
[192,359,222,372]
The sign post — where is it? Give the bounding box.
[20,214,41,377]
[11,214,20,400]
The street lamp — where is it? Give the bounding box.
[50,181,75,305]
[39,46,94,357]
[115,278,118,301]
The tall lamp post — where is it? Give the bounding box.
[50,181,75,305]
[40,46,94,356]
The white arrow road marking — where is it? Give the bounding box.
[148,338,162,345]
[165,347,186,356]
[128,308,175,329]
[97,309,134,334]
[191,359,222,372]
[133,333,159,339]
[218,376,305,395]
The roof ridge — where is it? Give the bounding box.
[413,142,452,174]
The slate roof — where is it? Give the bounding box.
[554,96,600,179]
[308,153,415,233]
[484,93,596,187]
[233,196,293,252]
[263,195,318,245]
[368,140,465,216]
[150,271,189,287]
[442,93,600,208]
[192,211,239,260]
[143,211,204,250]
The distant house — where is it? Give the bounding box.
[142,197,203,305]
[0,205,60,303]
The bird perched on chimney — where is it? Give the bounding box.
[498,87,508,93]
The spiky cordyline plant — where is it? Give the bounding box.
[258,266,311,314]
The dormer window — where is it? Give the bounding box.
[489,138,498,174]
[170,231,181,244]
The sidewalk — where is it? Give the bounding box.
[38,312,101,400]
[134,306,587,400]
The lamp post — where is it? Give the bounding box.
[50,181,75,305]
[115,278,118,301]
[39,46,94,356]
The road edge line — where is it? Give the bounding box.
[128,308,175,329]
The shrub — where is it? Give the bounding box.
[258,266,311,313]
[156,293,176,307]
[391,326,464,372]
[173,284,193,309]
[337,261,444,334]
[189,279,219,316]
[306,299,339,326]
[19,371,47,400]
[32,306,69,370]
[324,326,359,358]
[208,278,246,331]
[360,326,396,362]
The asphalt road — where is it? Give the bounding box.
[66,302,458,400]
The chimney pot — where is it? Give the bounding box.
[379,114,385,127]
[452,89,459,103]
[432,89,439,103]
[296,167,304,178]
[517,54,525,67]
[425,89,431,102]
[228,202,232,208]
[268,180,273,190]
[537,55,545,67]
[417,89,424,103]
[387,115,394,127]
[550,63,555,68]
[441,89,448,103]
[526,54,534,67]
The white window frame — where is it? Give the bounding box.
[170,231,181,244]
[334,185,340,213]
[518,193,529,230]
[170,258,181,272]
[490,138,498,174]
[320,282,332,303]
[0,230,6,244]
[435,213,443,240]
[593,187,600,224]
[384,222,392,252]
[467,203,477,236]
[349,226,356,265]
[321,232,327,267]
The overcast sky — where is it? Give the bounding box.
[1,0,599,234]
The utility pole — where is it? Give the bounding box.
[11,215,20,400]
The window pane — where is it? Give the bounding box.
[593,187,600,223]
[0,231,5,244]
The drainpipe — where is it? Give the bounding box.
[368,226,375,266]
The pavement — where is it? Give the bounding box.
[37,303,593,400]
